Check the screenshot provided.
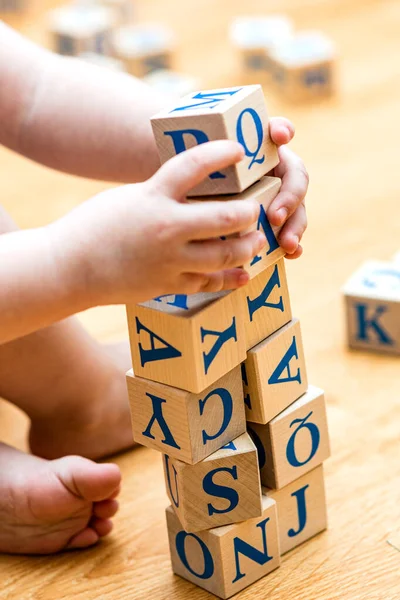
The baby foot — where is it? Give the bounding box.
[0,442,121,554]
[29,341,135,461]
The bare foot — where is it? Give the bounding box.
[29,341,135,461]
[0,442,121,554]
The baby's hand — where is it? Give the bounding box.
[268,117,309,259]
[54,141,266,305]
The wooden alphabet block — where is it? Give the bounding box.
[166,495,280,599]
[49,5,116,56]
[248,385,330,490]
[163,432,262,532]
[271,31,336,103]
[126,366,246,464]
[242,318,308,424]
[0,0,25,14]
[151,85,279,196]
[190,176,285,280]
[230,16,293,84]
[111,24,175,78]
[127,291,246,393]
[343,260,400,355]
[239,258,292,350]
[263,465,327,554]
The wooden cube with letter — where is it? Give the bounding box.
[0,0,25,14]
[48,4,116,56]
[166,495,280,599]
[151,85,279,196]
[239,258,292,350]
[271,31,336,103]
[247,385,330,489]
[343,260,400,355]
[127,291,246,393]
[230,16,293,84]
[112,24,175,77]
[190,176,285,280]
[263,465,327,554]
[126,365,246,464]
[163,432,262,532]
[242,318,308,424]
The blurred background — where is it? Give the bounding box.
[0,1,399,597]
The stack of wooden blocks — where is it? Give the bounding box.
[125,85,331,598]
[343,256,400,355]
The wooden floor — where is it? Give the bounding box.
[1,0,400,598]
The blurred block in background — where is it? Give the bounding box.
[343,260,400,355]
[270,30,336,103]
[230,15,293,85]
[48,3,117,55]
[111,23,175,77]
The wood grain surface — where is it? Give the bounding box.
[0,0,399,598]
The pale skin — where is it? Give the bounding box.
[0,22,309,554]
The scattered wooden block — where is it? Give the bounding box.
[239,258,292,350]
[242,318,308,424]
[143,69,200,100]
[230,16,293,84]
[111,24,175,77]
[166,495,280,598]
[0,0,25,14]
[190,176,285,280]
[247,385,330,489]
[163,432,262,532]
[127,291,246,393]
[263,465,327,554]
[271,31,336,103]
[126,365,246,464]
[343,260,400,355]
[151,85,279,196]
[48,5,116,56]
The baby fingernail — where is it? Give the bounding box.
[276,208,288,225]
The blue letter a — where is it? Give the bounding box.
[232,517,274,583]
[247,264,284,321]
[135,317,182,367]
[250,205,280,266]
[142,393,181,449]
[268,335,302,385]
[201,317,237,375]
[355,304,394,346]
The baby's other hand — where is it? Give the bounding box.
[268,117,309,259]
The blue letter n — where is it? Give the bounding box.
[232,517,273,583]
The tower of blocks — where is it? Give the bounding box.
[125,85,331,598]
[343,258,400,355]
